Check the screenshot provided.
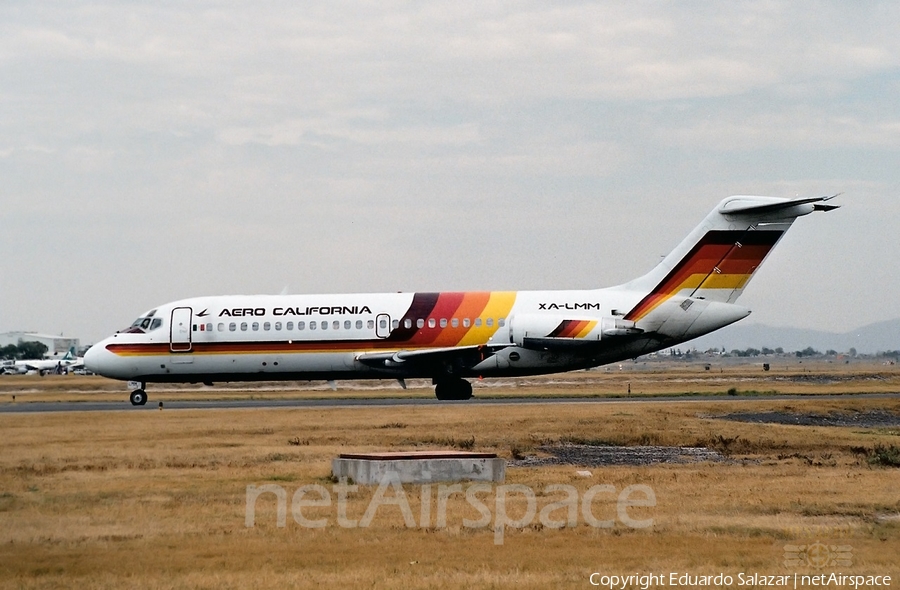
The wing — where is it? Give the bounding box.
[356,344,512,376]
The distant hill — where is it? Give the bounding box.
[687,318,900,355]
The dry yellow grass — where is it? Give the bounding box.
[1,369,899,588]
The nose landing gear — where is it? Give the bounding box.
[129,385,148,406]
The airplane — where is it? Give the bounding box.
[0,361,27,375]
[84,195,839,405]
[2,347,83,376]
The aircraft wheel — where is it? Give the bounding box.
[130,389,148,406]
[456,379,473,400]
[434,378,473,401]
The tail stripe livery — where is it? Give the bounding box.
[625,230,783,322]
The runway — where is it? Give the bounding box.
[1,392,898,413]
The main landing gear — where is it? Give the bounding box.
[433,378,473,401]
[129,385,148,406]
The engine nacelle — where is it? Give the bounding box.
[508,314,642,350]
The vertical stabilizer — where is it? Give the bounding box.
[623,196,839,323]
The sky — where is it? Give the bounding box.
[2,2,899,346]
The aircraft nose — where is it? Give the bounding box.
[84,342,110,376]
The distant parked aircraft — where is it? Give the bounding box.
[85,196,839,405]
[1,347,83,376]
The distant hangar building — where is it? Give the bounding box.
[0,332,80,355]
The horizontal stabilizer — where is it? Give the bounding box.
[719,195,840,216]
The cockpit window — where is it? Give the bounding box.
[123,318,147,334]
[123,314,163,334]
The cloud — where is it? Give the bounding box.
[1,2,899,342]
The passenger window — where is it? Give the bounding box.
[367,320,374,329]
[356,320,363,329]
[321,321,328,330]
[342,320,350,329]
[206,323,212,332]
[392,319,399,329]
[498,318,506,327]
[416,319,424,329]
[475,318,482,327]
[403,319,412,329]
[264,322,271,331]
[297,321,304,330]
[428,318,436,328]
[274,322,281,330]
[252,322,259,331]
[229,323,237,332]
[463,318,470,328]
[241,322,248,331]
[439,318,448,328]
[451,318,459,328]
[309,321,316,331]
[486,318,494,327]
[218,323,225,332]
[379,318,387,329]
[332,320,340,330]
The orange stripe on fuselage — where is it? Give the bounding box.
[551,319,596,338]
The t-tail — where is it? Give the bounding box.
[619,195,839,343]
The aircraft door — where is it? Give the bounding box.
[170,307,193,352]
[376,314,391,338]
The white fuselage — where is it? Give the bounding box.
[84,287,677,384]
